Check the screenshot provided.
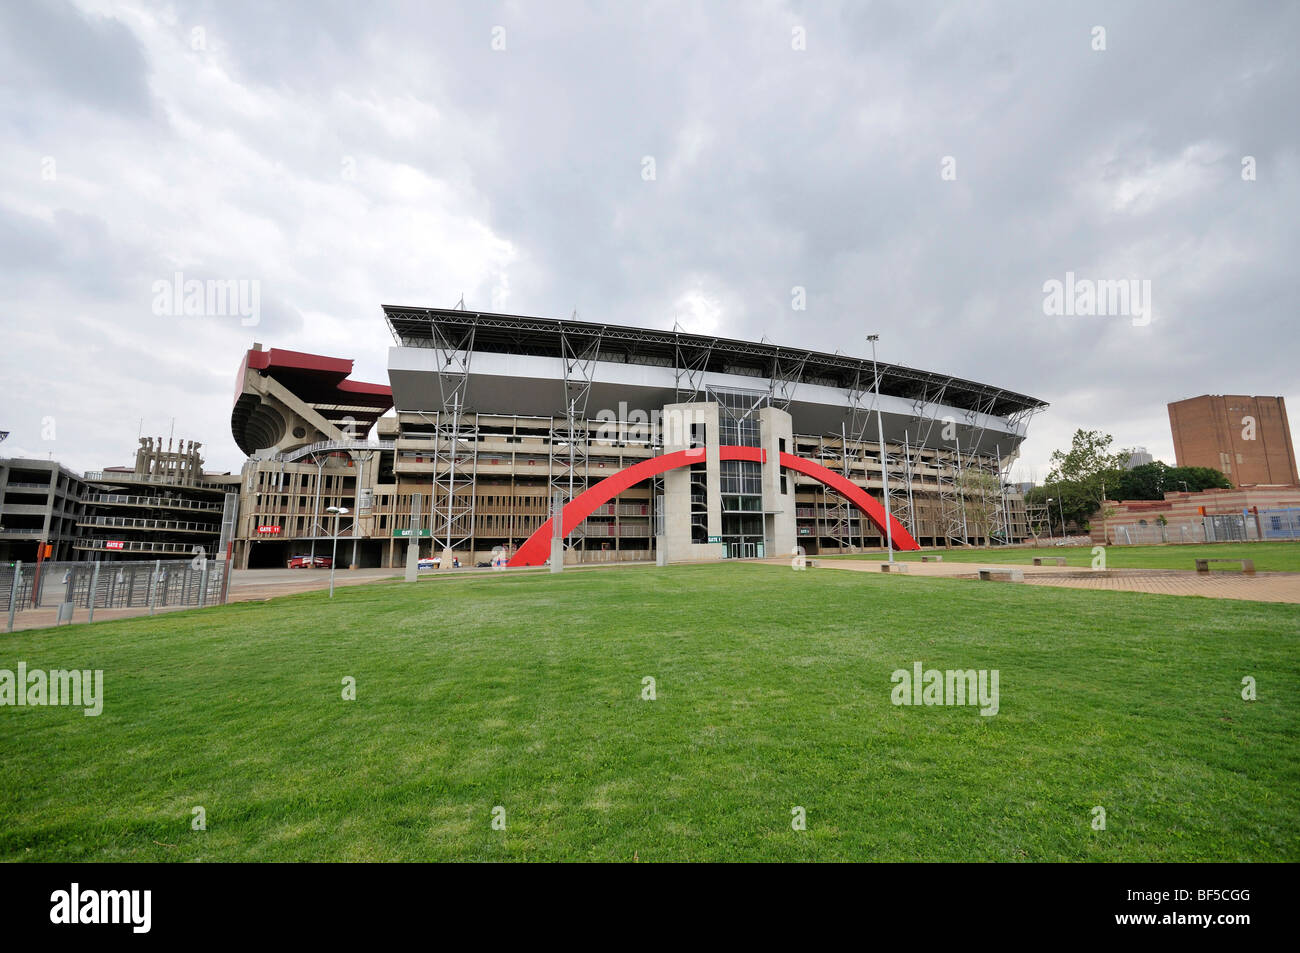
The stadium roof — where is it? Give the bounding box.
[231,347,393,456]
[383,305,1047,419]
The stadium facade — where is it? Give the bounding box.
[225,306,1047,569]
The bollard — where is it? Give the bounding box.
[87,561,101,624]
[6,561,21,633]
[148,559,160,616]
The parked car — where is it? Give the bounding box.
[416,555,461,569]
[287,554,332,569]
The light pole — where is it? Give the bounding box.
[326,506,349,598]
[1046,498,1056,541]
[868,334,893,562]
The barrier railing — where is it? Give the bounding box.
[3,558,226,630]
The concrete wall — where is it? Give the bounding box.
[760,406,796,560]
[662,402,723,562]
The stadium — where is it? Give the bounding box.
[229,306,1048,569]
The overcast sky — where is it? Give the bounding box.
[2,0,1296,481]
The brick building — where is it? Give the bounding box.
[1168,394,1298,486]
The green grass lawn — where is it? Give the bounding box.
[833,541,1300,572]
[1,564,1296,861]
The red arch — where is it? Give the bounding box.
[507,446,919,567]
[777,451,919,550]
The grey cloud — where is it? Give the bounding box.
[0,0,1296,475]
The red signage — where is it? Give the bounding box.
[105,540,124,550]
[257,525,282,535]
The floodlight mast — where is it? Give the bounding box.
[869,335,894,562]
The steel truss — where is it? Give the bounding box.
[827,361,875,551]
[549,323,604,548]
[674,332,715,403]
[383,306,1047,420]
[430,318,477,554]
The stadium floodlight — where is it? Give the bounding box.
[326,506,350,598]
[867,335,893,562]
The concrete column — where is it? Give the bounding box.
[760,406,797,560]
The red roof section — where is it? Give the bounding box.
[236,347,393,411]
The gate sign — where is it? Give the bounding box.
[257,525,282,535]
[105,540,124,550]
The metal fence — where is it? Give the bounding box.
[4,558,227,631]
[1259,507,1300,541]
[1109,508,1300,545]
[1112,521,1218,545]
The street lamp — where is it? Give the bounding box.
[868,334,894,562]
[1046,492,1065,541]
[325,506,349,598]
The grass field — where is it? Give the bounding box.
[1,563,1297,861]
[834,541,1300,573]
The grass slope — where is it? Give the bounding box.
[1,564,1296,861]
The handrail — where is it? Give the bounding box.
[270,439,395,463]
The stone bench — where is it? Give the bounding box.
[1032,556,1066,567]
[978,567,1024,582]
[921,555,943,562]
[1195,558,1255,575]
[881,562,908,573]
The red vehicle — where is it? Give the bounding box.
[287,554,332,569]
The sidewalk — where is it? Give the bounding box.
[801,557,1300,604]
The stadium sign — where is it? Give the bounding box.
[256,525,281,535]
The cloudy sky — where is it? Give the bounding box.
[2,0,1296,480]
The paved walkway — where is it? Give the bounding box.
[4,567,403,633]
[800,557,1300,605]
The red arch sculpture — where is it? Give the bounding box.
[506,446,919,567]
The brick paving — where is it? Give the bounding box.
[804,557,1300,605]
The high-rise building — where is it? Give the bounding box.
[1122,447,1153,469]
[1168,395,1299,486]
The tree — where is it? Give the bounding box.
[958,468,1005,544]
[1044,429,1128,528]
[1111,462,1232,500]
[1114,461,1170,500]
[1166,465,1232,493]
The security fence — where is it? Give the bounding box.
[1109,508,1300,545]
[1259,507,1300,540]
[1112,521,1217,546]
[4,558,227,631]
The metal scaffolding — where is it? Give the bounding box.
[549,321,603,548]
[827,360,875,551]
[430,317,477,554]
